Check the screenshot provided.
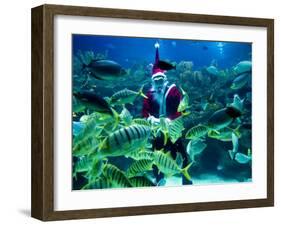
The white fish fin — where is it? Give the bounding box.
[228,150,235,160]
[158,169,161,175]
[233,125,241,138]
[234,152,252,164]
[186,140,191,155]
[231,132,239,153]
[138,85,148,99]
[181,162,193,181]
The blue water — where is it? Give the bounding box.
[72,35,251,70]
[72,34,252,190]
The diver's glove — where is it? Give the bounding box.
[147,115,160,126]
[147,116,171,126]
[165,118,171,124]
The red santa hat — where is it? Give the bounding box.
[152,42,166,80]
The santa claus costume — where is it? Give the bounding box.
[142,43,182,120]
[142,42,192,185]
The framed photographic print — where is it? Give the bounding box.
[31,4,274,221]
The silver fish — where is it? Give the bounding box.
[186,139,207,162]
[231,73,249,90]
[84,59,127,80]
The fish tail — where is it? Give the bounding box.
[163,131,168,145]
[139,85,148,99]
[179,86,186,95]
[207,130,214,138]
[212,129,220,135]
[98,137,107,152]
[181,110,191,117]
[228,149,235,160]
[233,125,241,138]
[111,108,120,130]
[181,162,193,181]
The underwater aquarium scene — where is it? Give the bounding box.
[72,34,252,190]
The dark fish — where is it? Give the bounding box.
[207,106,241,130]
[74,91,113,116]
[226,106,242,118]
[156,60,176,71]
[83,59,127,80]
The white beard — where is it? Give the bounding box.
[151,81,168,105]
[153,90,164,105]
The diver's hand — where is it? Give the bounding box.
[147,115,160,126]
[165,118,171,124]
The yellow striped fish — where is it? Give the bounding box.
[168,116,184,143]
[126,159,154,178]
[153,151,193,181]
[126,150,154,161]
[110,85,148,106]
[129,176,155,187]
[185,124,209,140]
[159,117,169,145]
[99,125,150,158]
[72,156,93,179]
[83,176,112,190]
[133,118,151,127]
[73,136,99,157]
[74,118,103,144]
[103,164,132,188]
[120,106,133,126]
[86,159,104,182]
[177,87,191,114]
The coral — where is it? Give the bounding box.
[177,61,194,73]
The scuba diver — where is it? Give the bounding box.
[142,42,192,185]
